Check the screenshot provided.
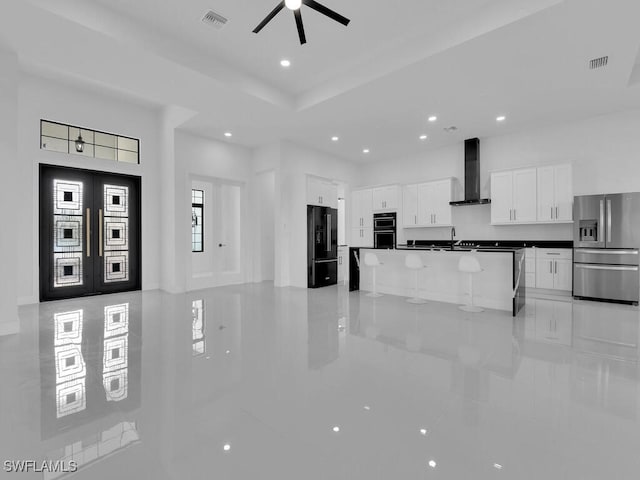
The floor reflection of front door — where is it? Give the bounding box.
[40,165,141,301]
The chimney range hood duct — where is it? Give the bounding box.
[449,138,491,206]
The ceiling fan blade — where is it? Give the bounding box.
[253,1,286,33]
[303,0,350,26]
[294,9,307,45]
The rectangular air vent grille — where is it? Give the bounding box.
[589,56,608,69]
[202,10,227,29]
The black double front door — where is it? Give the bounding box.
[40,165,141,301]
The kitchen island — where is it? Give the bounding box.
[356,244,525,316]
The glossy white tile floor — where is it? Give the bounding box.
[2,284,640,479]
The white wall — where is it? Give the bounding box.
[175,130,255,290]
[357,109,640,241]
[16,73,163,305]
[0,48,19,334]
[279,141,359,288]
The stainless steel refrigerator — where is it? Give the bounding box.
[307,205,338,288]
[573,193,640,304]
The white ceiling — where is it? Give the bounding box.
[4,0,640,162]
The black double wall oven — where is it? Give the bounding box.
[373,212,396,249]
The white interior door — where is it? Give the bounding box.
[190,179,244,289]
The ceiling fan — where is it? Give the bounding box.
[253,0,350,45]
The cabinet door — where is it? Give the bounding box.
[372,187,385,211]
[322,181,338,209]
[350,228,363,247]
[384,185,399,210]
[554,258,572,291]
[535,258,555,289]
[417,183,433,225]
[350,190,362,228]
[432,179,452,225]
[537,166,555,222]
[307,177,322,206]
[490,171,513,223]
[402,184,418,227]
[554,164,573,221]
[360,189,373,228]
[513,168,537,222]
[361,227,373,247]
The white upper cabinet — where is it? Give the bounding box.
[512,168,537,222]
[493,164,572,225]
[537,164,573,222]
[307,176,337,208]
[406,178,453,227]
[402,184,418,227]
[351,189,373,229]
[372,185,399,211]
[490,171,514,224]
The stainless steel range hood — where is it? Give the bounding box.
[449,138,491,206]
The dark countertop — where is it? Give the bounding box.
[404,239,573,249]
[396,245,523,253]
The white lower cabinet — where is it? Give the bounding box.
[525,248,536,288]
[338,246,347,283]
[535,249,572,291]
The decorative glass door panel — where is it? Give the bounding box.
[40,165,140,301]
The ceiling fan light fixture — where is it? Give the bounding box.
[285,0,302,10]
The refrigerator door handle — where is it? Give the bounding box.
[607,199,612,243]
[326,214,332,251]
[599,199,605,242]
[576,264,639,271]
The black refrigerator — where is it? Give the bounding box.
[307,205,338,288]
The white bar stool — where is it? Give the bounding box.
[364,252,383,298]
[458,255,484,312]
[405,253,427,304]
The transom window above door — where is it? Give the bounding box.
[40,120,140,164]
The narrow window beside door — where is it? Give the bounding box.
[192,189,204,252]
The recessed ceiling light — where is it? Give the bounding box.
[280,59,291,68]
[494,463,503,470]
[428,460,437,468]
[496,116,506,122]
[419,135,428,140]
[428,116,437,122]
[331,136,339,142]
[419,428,428,436]
[363,405,371,411]
[225,350,231,354]
[363,149,370,154]
[332,426,340,432]
[224,132,232,137]
[223,444,231,452]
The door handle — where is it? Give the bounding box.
[607,199,612,243]
[218,243,227,247]
[414,214,417,225]
[514,209,516,221]
[86,208,91,257]
[99,208,103,257]
[550,207,553,220]
[599,199,605,241]
[554,261,557,274]
[550,261,552,274]
[555,206,559,219]
[576,264,639,271]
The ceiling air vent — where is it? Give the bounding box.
[202,10,228,29]
[444,126,458,133]
[589,56,608,70]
